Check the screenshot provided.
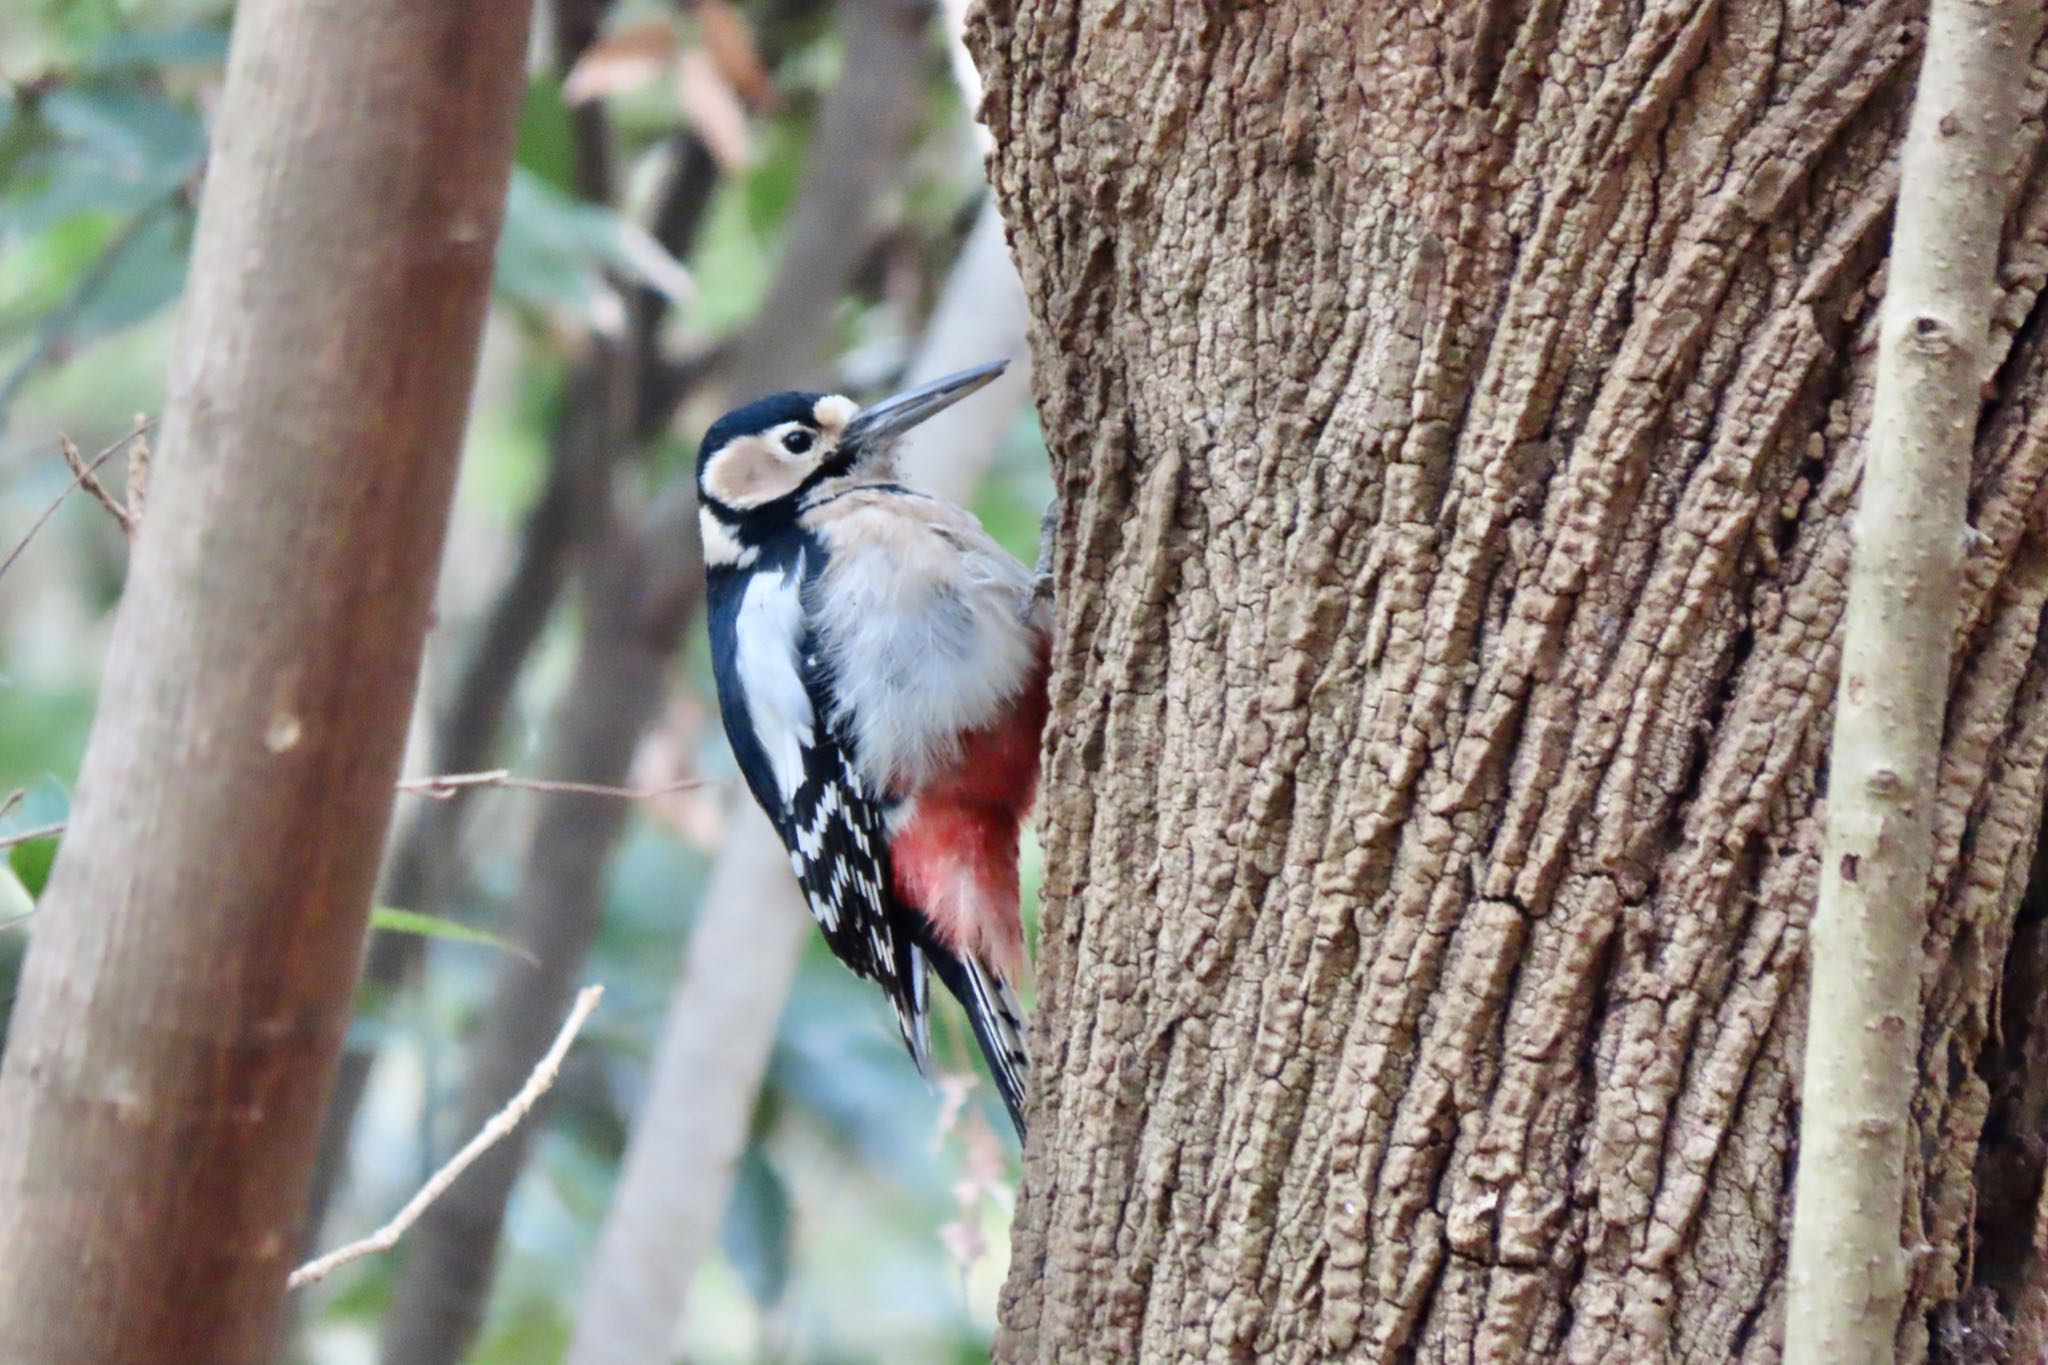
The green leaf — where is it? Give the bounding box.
[514,77,578,195]
[368,906,534,962]
[8,836,59,900]
[720,1143,792,1306]
[493,168,691,319]
[0,89,202,234]
[0,862,36,927]
[38,87,206,188]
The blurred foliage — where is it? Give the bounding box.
[0,1,1045,1362]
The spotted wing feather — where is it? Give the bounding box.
[781,732,930,1072]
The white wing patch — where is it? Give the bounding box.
[734,560,812,803]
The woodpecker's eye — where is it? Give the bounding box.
[782,429,815,455]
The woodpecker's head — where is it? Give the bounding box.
[696,360,1006,562]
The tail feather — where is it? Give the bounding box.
[927,946,1031,1139]
[887,943,933,1079]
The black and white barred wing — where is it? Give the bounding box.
[722,554,931,1070]
[782,740,931,1072]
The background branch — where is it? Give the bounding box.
[0,189,185,434]
[289,986,603,1291]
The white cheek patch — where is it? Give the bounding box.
[703,434,813,510]
[734,560,813,802]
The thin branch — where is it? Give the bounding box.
[1,771,720,856]
[287,984,604,1291]
[60,434,138,538]
[395,769,723,801]
[0,422,153,583]
[0,822,65,853]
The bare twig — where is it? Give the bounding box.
[0,422,153,582]
[123,419,150,529]
[60,435,138,538]
[287,984,604,1291]
[0,770,717,858]
[0,822,65,853]
[395,769,722,801]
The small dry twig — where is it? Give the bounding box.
[0,421,152,583]
[0,771,718,860]
[287,983,605,1290]
[396,768,721,802]
[59,434,138,538]
[123,418,150,529]
[0,821,64,853]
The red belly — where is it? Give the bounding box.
[889,649,1049,976]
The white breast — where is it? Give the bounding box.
[807,495,1039,793]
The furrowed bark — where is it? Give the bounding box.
[377,6,936,1361]
[970,1,2048,1359]
[1786,3,2044,1359]
[0,0,528,1359]
[563,198,1031,1365]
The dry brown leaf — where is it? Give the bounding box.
[675,47,752,172]
[563,17,680,105]
[696,0,779,111]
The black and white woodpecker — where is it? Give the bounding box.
[696,360,1049,1138]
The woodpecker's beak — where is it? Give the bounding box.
[843,360,1008,449]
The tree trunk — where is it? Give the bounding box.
[969,2,2048,1360]
[0,1,528,1360]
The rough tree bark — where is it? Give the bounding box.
[377,4,937,1361]
[0,0,529,1361]
[970,2,2048,1360]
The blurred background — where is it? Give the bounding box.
[0,1,1049,1361]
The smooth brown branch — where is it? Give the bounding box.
[286,984,604,1291]
[394,769,724,802]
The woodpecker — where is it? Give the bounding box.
[696,360,1048,1138]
